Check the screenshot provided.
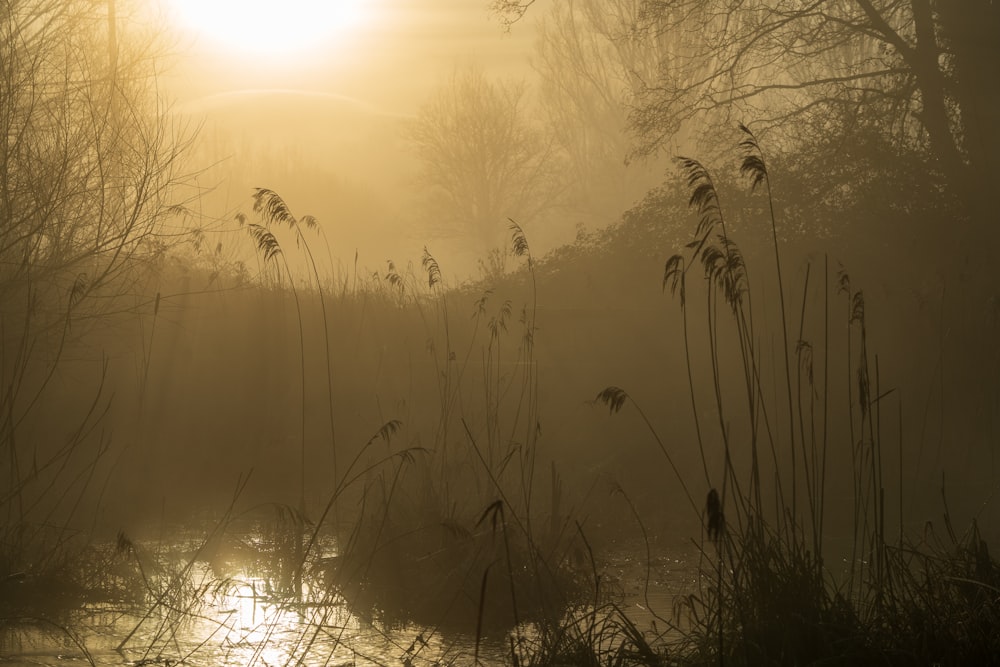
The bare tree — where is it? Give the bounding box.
[631,1,999,199]
[494,0,1000,204]
[490,0,539,28]
[405,67,562,254]
[0,0,191,557]
[534,0,669,226]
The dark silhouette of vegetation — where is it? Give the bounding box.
[3,130,996,664]
[0,1,997,665]
[630,1,1000,196]
[533,0,665,227]
[587,128,1000,666]
[0,0,192,621]
[405,66,563,254]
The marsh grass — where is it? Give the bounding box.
[121,149,998,666]
[6,134,996,667]
[132,217,589,663]
[0,530,145,619]
[590,125,1000,666]
[321,222,588,645]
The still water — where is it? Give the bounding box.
[2,565,502,666]
[0,532,699,667]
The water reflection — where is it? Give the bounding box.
[0,529,697,666]
[0,532,503,666]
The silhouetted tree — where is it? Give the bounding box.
[534,0,668,227]
[0,0,190,561]
[631,1,999,203]
[490,0,538,28]
[405,67,561,253]
[497,1,1000,217]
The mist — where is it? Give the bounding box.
[2,1,999,665]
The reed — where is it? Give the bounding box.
[590,125,1000,666]
[327,222,585,642]
[6,135,995,667]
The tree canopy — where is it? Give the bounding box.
[501,1,999,210]
[405,67,560,251]
[628,1,999,200]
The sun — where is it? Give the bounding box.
[165,0,369,58]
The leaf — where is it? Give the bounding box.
[721,237,747,310]
[690,182,718,213]
[422,247,442,288]
[476,499,505,535]
[851,290,865,325]
[595,386,629,415]
[247,224,283,263]
[473,289,493,317]
[675,157,721,233]
[686,229,713,262]
[366,419,403,447]
[738,123,768,192]
[663,254,686,306]
[509,218,530,258]
[385,260,404,290]
[252,188,298,228]
[740,155,767,192]
[700,243,725,280]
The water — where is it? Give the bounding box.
[1,582,498,666]
[0,533,702,667]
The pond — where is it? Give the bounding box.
[0,529,701,667]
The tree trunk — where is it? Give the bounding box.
[939,1,1000,196]
[937,1,1000,289]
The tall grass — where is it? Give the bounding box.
[592,125,1000,665]
[328,221,587,645]
[5,132,997,667]
[115,198,585,663]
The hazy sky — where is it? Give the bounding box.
[128,0,553,278]
[152,0,539,113]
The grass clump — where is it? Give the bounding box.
[0,534,146,619]
[591,125,1000,666]
[320,224,590,642]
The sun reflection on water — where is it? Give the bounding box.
[0,527,569,666]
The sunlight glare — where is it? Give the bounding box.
[166,0,370,58]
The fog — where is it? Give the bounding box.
[3,1,999,664]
